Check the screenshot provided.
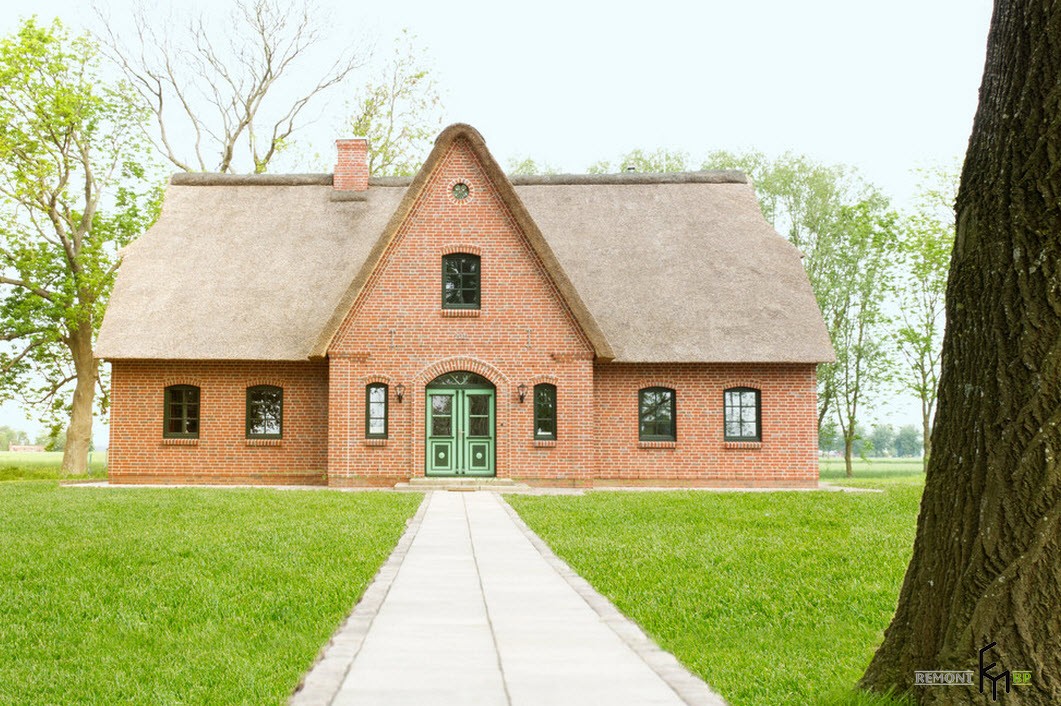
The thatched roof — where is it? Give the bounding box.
[97,125,834,364]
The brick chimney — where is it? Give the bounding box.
[333,138,369,191]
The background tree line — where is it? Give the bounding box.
[818,422,923,459]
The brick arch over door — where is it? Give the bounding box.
[411,357,513,478]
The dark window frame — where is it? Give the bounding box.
[533,383,557,441]
[164,385,201,439]
[638,387,676,442]
[441,253,481,310]
[246,385,283,439]
[723,387,762,442]
[366,383,388,439]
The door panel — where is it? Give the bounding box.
[426,391,456,475]
[462,390,494,476]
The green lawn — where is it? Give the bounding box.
[508,481,920,706]
[0,482,422,705]
[0,450,108,481]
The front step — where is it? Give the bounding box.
[395,477,531,493]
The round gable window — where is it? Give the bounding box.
[452,183,470,200]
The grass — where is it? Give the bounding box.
[508,479,921,706]
[0,482,422,705]
[0,450,109,481]
[819,457,926,490]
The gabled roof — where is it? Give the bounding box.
[96,124,835,364]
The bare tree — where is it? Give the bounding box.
[97,0,365,173]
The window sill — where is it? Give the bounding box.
[363,438,388,447]
[723,441,762,450]
[161,438,199,446]
[440,308,480,317]
[532,439,557,448]
[246,438,282,447]
[638,441,676,449]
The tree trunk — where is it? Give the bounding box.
[921,401,932,473]
[60,322,95,476]
[861,1,1061,703]
[844,434,854,477]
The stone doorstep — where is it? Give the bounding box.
[395,477,532,493]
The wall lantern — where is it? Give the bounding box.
[517,383,528,403]
[395,383,405,403]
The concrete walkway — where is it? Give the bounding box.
[291,491,726,706]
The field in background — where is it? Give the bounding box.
[0,451,108,481]
[819,457,925,489]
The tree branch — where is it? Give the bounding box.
[0,276,57,301]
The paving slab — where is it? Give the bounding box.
[291,491,726,706]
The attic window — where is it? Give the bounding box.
[442,253,480,309]
[452,183,470,200]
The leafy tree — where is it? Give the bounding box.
[587,148,690,174]
[870,424,896,458]
[862,1,1061,700]
[895,166,957,471]
[0,425,29,450]
[849,423,872,459]
[828,199,899,475]
[506,156,561,176]
[0,19,157,474]
[346,30,443,177]
[818,420,842,453]
[98,0,365,173]
[34,428,64,451]
[893,425,922,458]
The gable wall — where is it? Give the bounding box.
[326,137,596,484]
[108,360,328,485]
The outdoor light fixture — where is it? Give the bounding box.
[395,383,405,403]
[517,383,528,403]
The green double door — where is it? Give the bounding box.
[426,373,496,477]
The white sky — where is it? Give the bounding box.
[0,0,995,445]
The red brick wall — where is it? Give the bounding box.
[592,363,819,487]
[326,136,598,485]
[108,360,328,485]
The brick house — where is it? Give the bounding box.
[96,123,834,487]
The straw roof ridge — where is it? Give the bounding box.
[169,171,749,188]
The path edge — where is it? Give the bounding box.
[289,492,432,706]
[497,495,729,706]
